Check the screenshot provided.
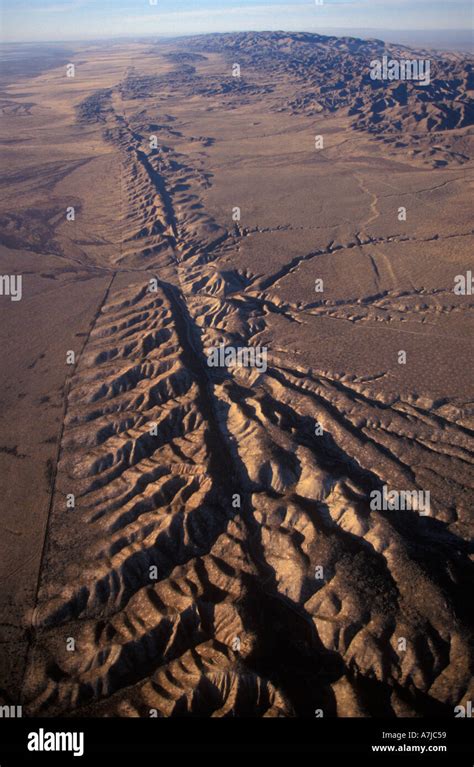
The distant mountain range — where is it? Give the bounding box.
[180,31,474,166]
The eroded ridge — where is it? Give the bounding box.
[21,53,474,718]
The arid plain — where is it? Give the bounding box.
[0,32,473,717]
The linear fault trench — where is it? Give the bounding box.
[142,145,327,710]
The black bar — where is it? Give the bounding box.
[0,717,473,762]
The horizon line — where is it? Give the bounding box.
[1,27,473,48]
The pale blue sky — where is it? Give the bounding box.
[1,0,472,43]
